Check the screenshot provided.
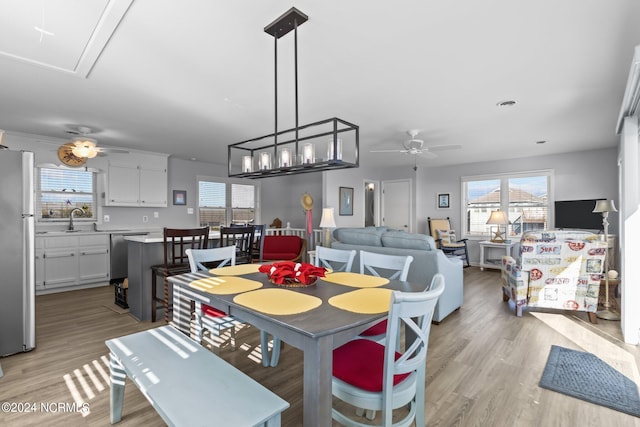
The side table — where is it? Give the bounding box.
[479,240,517,271]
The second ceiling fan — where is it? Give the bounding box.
[370,129,462,160]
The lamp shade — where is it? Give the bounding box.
[319,208,336,228]
[593,199,617,213]
[486,210,510,225]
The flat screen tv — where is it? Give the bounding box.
[554,199,604,231]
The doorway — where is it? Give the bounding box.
[364,180,379,227]
[381,179,412,232]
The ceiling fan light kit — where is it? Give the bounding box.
[71,137,99,159]
[228,7,359,179]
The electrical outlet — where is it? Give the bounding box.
[142,215,149,223]
[154,211,159,219]
[103,215,110,223]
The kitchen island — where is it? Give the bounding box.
[125,232,220,322]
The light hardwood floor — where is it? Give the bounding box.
[1,268,638,426]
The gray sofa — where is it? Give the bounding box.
[330,227,463,322]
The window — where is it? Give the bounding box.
[38,167,96,221]
[198,177,258,226]
[462,170,552,239]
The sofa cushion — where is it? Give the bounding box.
[333,228,383,247]
[381,231,434,250]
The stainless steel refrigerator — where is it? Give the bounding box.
[0,149,36,356]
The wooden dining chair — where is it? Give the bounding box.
[151,227,209,322]
[186,246,240,351]
[219,226,255,264]
[331,275,445,426]
[314,246,356,272]
[251,224,267,263]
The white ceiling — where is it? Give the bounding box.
[1,0,639,170]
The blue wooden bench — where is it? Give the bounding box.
[105,325,289,426]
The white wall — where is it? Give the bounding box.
[322,163,415,229]
[415,148,619,264]
[260,173,323,229]
[619,116,640,344]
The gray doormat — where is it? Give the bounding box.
[540,345,640,417]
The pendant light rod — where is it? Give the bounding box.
[267,8,307,160]
[274,34,278,153]
[294,19,299,154]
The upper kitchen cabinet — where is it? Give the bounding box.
[105,153,169,207]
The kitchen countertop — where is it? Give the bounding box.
[36,229,154,237]
[125,231,220,244]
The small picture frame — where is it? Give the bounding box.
[339,186,354,216]
[173,190,187,205]
[437,193,450,209]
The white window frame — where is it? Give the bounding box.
[37,166,97,223]
[461,169,554,239]
[196,175,261,226]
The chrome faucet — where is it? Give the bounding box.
[68,208,84,231]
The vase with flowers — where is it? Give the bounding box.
[259,261,326,287]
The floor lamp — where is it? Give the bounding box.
[593,199,620,321]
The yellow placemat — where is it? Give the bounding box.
[322,272,389,288]
[233,289,322,315]
[209,264,261,276]
[328,288,393,314]
[189,276,263,295]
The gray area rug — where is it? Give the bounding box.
[540,345,640,417]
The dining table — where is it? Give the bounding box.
[168,266,425,427]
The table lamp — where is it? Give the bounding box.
[593,199,619,320]
[319,208,336,247]
[486,210,510,243]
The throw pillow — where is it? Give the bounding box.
[437,229,456,245]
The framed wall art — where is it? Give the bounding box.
[437,193,450,209]
[173,190,187,205]
[339,186,354,216]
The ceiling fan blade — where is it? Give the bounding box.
[370,149,407,153]
[99,148,130,154]
[426,144,462,151]
[419,151,438,159]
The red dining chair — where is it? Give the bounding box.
[331,274,445,426]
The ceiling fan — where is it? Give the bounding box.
[62,126,128,159]
[370,129,462,161]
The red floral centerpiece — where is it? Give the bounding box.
[259,261,326,287]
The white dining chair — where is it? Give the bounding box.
[331,275,445,426]
[359,250,413,281]
[314,246,357,272]
[359,251,414,345]
[187,246,282,366]
[186,247,240,352]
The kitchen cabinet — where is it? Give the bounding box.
[36,234,110,294]
[78,235,110,283]
[104,153,168,207]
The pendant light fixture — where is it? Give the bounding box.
[228,7,359,178]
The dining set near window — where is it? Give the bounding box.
[112,224,445,426]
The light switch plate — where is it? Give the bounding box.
[187,208,194,214]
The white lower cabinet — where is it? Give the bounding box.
[36,234,110,294]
